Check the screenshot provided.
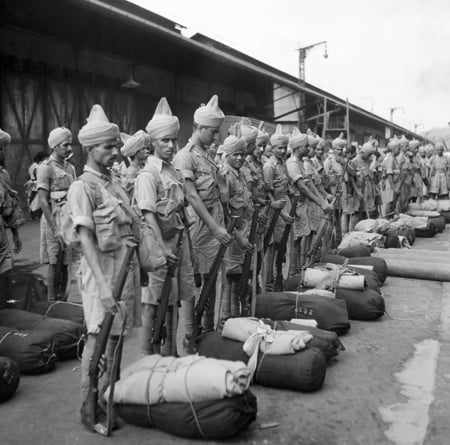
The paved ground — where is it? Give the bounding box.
[1,220,450,445]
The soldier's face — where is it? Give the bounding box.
[437,147,444,156]
[90,141,119,168]
[136,147,150,162]
[199,126,220,146]
[227,150,245,169]
[55,140,72,160]
[153,136,178,162]
[246,141,256,155]
[255,143,266,158]
[273,144,287,160]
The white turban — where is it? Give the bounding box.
[145,97,180,139]
[409,139,420,149]
[388,136,400,150]
[193,95,225,128]
[78,105,119,146]
[435,142,444,150]
[256,121,269,145]
[0,128,11,147]
[48,127,72,149]
[289,127,308,149]
[399,135,409,147]
[306,129,319,147]
[332,132,347,149]
[240,117,258,144]
[361,141,374,155]
[121,130,150,157]
[270,124,289,147]
[222,135,246,157]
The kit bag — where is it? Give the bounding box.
[337,244,371,258]
[0,356,20,402]
[414,224,437,238]
[0,309,83,360]
[334,288,385,321]
[29,301,85,326]
[322,254,388,284]
[428,216,445,233]
[197,332,327,392]
[116,390,257,440]
[255,292,351,336]
[0,326,56,374]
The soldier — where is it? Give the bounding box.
[383,136,402,216]
[347,141,378,223]
[37,127,76,301]
[263,124,292,289]
[173,95,231,333]
[397,135,413,212]
[410,139,427,204]
[67,105,141,428]
[287,128,330,274]
[429,142,450,199]
[0,128,22,297]
[135,98,195,356]
[247,122,268,204]
[324,133,348,237]
[120,130,150,199]
[218,135,253,322]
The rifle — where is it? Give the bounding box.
[192,216,238,342]
[305,156,350,268]
[151,228,184,353]
[263,206,282,254]
[274,194,299,291]
[238,204,261,316]
[82,245,135,436]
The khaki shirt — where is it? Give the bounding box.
[263,155,289,200]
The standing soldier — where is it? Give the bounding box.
[409,139,427,204]
[247,122,268,204]
[287,128,329,274]
[0,128,22,297]
[397,135,413,212]
[324,133,347,238]
[37,127,76,301]
[120,130,150,199]
[67,105,140,427]
[383,136,402,216]
[218,135,253,322]
[348,141,377,222]
[429,142,450,199]
[173,95,231,333]
[263,124,292,289]
[135,97,195,356]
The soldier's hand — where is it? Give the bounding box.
[281,212,294,224]
[165,250,180,267]
[213,225,232,246]
[99,283,115,311]
[271,199,286,210]
[257,213,268,227]
[321,201,332,213]
[12,231,22,254]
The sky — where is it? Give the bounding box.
[128,0,450,132]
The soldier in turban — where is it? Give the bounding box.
[428,142,450,199]
[37,127,76,301]
[67,104,141,429]
[173,95,231,333]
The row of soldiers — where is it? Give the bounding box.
[0,94,448,428]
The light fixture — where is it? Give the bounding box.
[121,66,141,89]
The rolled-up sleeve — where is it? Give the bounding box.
[263,163,274,191]
[67,181,94,231]
[36,164,51,191]
[134,171,158,213]
[173,150,195,181]
[286,159,303,184]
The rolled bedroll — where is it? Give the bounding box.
[380,258,450,281]
[0,357,20,402]
[373,249,450,260]
[197,332,327,392]
[255,292,350,336]
[321,254,388,284]
[0,309,84,360]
